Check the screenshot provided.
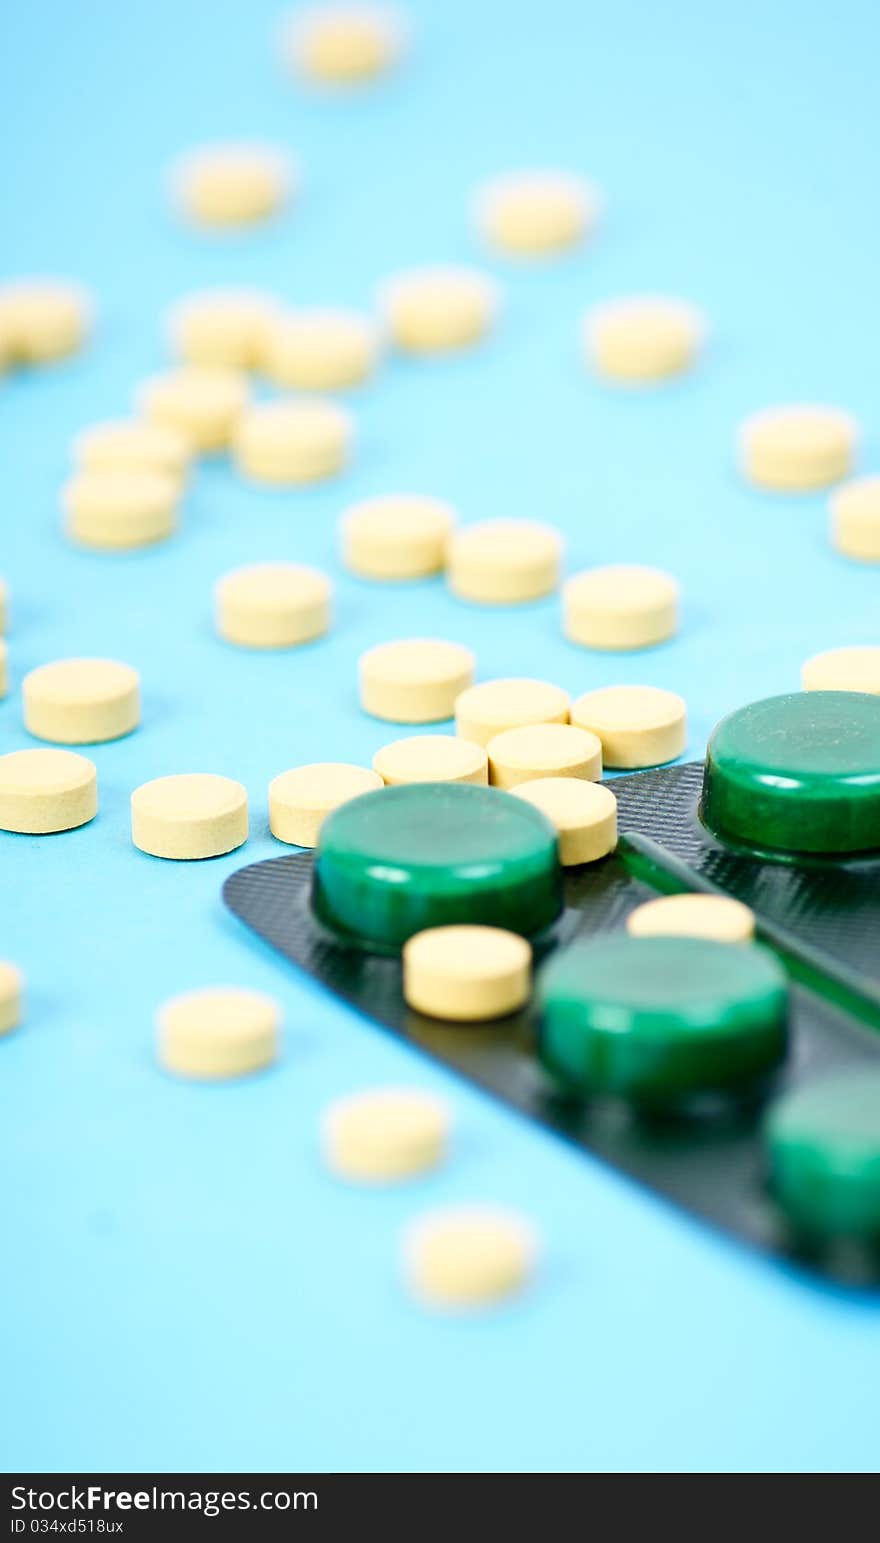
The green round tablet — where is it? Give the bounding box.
[312,782,563,952]
[538,935,788,1101]
[702,691,880,854]
[766,1070,880,1239]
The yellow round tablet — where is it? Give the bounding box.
[234,397,352,484]
[23,658,140,744]
[570,684,687,769]
[215,562,332,649]
[263,308,379,390]
[487,722,602,789]
[341,493,455,580]
[448,519,562,604]
[801,646,880,694]
[404,1206,537,1310]
[74,418,191,481]
[63,469,180,550]
[157,987,280,1080]
[172,143,292,228]
[584,295,704,383]
[563,564,679,650]
[403,924,531,1021]
[626,893,755,943]
[169,289,278,371]
[139,367,250,453]
[131,773,247,860]
[0,748,97,834]
[0,279,92,364]
[380,266,498,354]
[740,405,858,492]
[512,777,617,865]
[373,734,488,786]
[359,638,475,723]
[286,4,404,84]
[475,170,599,257]
[0,961,23,1035]
[322,1087,449,1184]
[0,640,7,700]
[830,476,880,562]
[269,762,383,847]
[455,678,570,748]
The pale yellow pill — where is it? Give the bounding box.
[158,987,280,1080]
[404,1206,537,1310]
[0,279,92,363]
[0,748,97,834]
[341,493,455,580]
[740,405,858,492]
[359,639,475,724]
[0,962,23,1035]
[571,684,687,769]
[23,658,140,744]
[801,646,880,694]
[131,773,247,860]
[373,734,488,786]
[234,397,352,484]
[322,1087,449,1184]
[512,777,617,865]
[139,367,250,453]
[215,563,332,649]
[0,577,7,633]
[0,640,7,699]
[172,143,292,228]
[830,476,880,562]
[287,4,404,84]
[63,470,180,550]
[380,267,498,354]
[626,893,755,943]
[269,762,382,846]
[487,722,602,789]
[455,678,570,749]
[448,519,562,604]
[263,308,379,390]
[403,924,531,1021]
[74,419,191,480]
[169,289,278,370]
[563,564,679,651]
[475,170,599,257]
[584,296,704,383]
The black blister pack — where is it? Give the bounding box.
[223,763,880,1286]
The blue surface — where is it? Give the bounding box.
[2,0,880,1474]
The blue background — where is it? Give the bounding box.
[2,0,879,1474]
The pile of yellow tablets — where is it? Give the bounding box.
[15,2,878,1323]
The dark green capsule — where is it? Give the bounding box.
[538,934,788,1102]
[765,1070,880,1239]
[701,690,880,855]
[312,781,563,952]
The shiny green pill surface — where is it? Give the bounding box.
[702,690,880,854]
[765,1070,880,1239]
[312,782,562,952]
[539,935,788,1101]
